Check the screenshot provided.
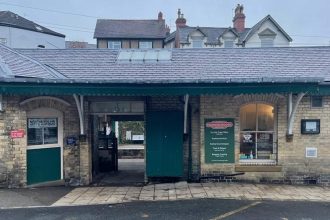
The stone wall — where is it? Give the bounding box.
[199,94,330,186]
[0,95,81,187]
[0,96,27,187]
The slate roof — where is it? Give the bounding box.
[0,44,65,79]
[167,15,291,45]
[168,26,251,45]
[243,15,292,42]
[94,19,167,39]
[12,46,330,84]
[0,11,65,38]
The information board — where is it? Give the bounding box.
[205,118,235,163]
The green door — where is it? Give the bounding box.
[27,147,61,185]
[146,111,183,177]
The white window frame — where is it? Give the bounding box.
[139,41,153,49]
[27,118,58,146]
[108,41,122,49]
[0,38,7,45]
[239,103,277,165]
[224,40,234,48]
[260,37,274,47]
[192,40,203,48]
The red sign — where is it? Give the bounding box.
[206,121,233,129]
[10,129,25,138]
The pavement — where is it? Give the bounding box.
[1,182,330,209]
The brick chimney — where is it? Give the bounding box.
[233,4,245,33]
[158,11,163,21]
[175,9,187,28]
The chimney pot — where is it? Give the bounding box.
[158,11,163,21]
[175,8,187,28]
[233,4,245,33]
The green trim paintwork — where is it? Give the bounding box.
[27,147,61,185]
[0,82,319,96]
[146,111,183,177]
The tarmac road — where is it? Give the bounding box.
[1,199,330,220]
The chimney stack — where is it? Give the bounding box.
[175,9,187,28]
[158,11,163,21]
[233,4,245,33]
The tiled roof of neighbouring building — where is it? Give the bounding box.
[94,19,168,39]
[0,11,65,38]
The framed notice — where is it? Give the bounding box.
[301,119,320,134]
[205,118,235,163]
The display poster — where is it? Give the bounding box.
[205,118,235,163]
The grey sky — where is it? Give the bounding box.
[1,0,330,46]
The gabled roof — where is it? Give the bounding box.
[0,44,66,79]
[94,19,167,39]
[243,15,292,42]
[174,26,251,45]
[0,11,65,38]
[15,46,330,83]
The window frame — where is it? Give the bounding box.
[108,40,122,49]
[260,37,274,47]
[224,40,234,48]
[138,41,153,49]
[239,103,277,164]
[27,118,58,146]
[311,96,323,108]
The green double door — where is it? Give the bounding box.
[146,111,183,177]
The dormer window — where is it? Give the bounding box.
[258,28,277,48]
[260,38,274,47]
[224,40,234,48]
[191,36,204,48]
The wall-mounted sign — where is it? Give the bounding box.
[10,129,25,138]
[28,118,57,129]
[301,119,320,134]
[66,136,77,146]
[205,118,235,163]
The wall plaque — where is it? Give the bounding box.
[204,118,235,163]
[10,129,25,138]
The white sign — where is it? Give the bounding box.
[28,118,57,128]
[306,121,317,132]
[132,135,144,141]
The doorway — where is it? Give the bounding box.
[26,108,63,185]
[91,114,145,185]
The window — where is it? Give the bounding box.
[0,38,7,45]
[240,104,276,162]
[27,118,58,145]
[260,38,274,47]
[224,40,234,48]
[139,41,152,49]
[108,41,121,49]
[192,40,203,48]
[311,96,323,108]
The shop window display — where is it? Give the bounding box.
[239,104,276,162]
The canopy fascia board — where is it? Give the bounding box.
[0,82,320,96]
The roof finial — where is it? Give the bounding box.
[177,8,181,18]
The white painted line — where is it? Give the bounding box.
[210,201,261,220]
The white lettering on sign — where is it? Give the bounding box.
[28,118,57,128]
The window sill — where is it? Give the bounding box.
[235,164,282,172]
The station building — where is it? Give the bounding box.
[0,45,330,187]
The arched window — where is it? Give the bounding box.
[239,103,276,162]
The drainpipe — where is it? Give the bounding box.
[73,94,84,135]
[188,104,192,182]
